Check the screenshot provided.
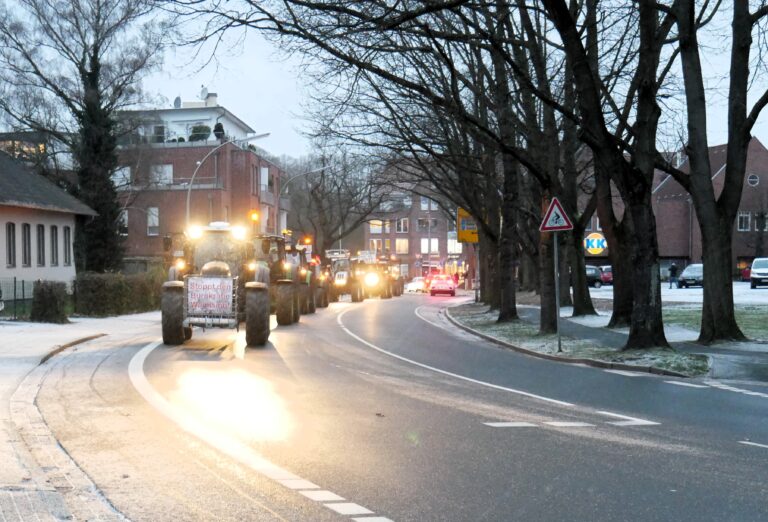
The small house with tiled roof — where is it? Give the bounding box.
[0,151,95,285]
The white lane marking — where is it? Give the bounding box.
[279,479,320,490]
[705,381,768,399]
[337,309,574,407]
[301,490,345,502]
[129,341,381,519]
[603,370,644,377]
[597,411,660,426]
[353,518,395,522]
[664,381,709,389]
[325,503,374,515]
[738,441,768,449]
[543,421,594,427]
[484,422,537,428]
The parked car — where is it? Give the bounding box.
[405,277,426,293]
[678,263,703,288]
[599,265,613,285]
[750,258,768,288]
[429,274,456,296]
[585,266,603,288]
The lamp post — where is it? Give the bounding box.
[277,165,333,237]
[185,132,270,227]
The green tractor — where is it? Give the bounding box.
[161,222,270,347]
[252,234,302,326]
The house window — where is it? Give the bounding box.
[22,224,31,267]
[147,207,159,236]
[369,220,383,234]
[754,212,768,232]
[396,218,409,233]
[420,238,438,254]
[383,220,391,233]
[50,225,58,266]
[260,167,269,192]
[737,211,751,232]
[118,210,128,236]
[63,226,72,266]
[36,224,45,266]
[420,196,429,211]
[369,239,383,252]
[150,164,173,185]
[111,167,131,190]
[418,218,438,231]
[6,223,15,267]
[448,238,463,254]
[395,238,409,254]
[384,238,391,252]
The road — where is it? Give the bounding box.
[31,294,768,521]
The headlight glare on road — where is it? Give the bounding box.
[364,272,380,287]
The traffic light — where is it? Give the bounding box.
[249,210,259,222]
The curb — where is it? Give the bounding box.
[39,334,106,365]
[443,307,690,378]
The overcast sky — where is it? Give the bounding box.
[142,32,312,159]
[141,26,767,160]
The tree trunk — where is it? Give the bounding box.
[497,161,519,322]
[539,229,557,334]
[625,193,668,349]
[568,226,597,316]
[698,218,746,342]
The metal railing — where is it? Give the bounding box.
[0,277,67,320]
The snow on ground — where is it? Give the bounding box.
[564,308,699,341]
[588,281,768,305]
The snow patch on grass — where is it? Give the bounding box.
[450,303,709,377]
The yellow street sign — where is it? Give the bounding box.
[457,207,479,243]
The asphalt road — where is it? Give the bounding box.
[34,294,768,521]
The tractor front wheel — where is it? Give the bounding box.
[161,285,185,345]
[246,286,270,347]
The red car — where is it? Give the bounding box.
[429,274,457,296]
[599,265,613,285]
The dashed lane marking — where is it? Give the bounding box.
[543,421,594,427]
[603,370,645,377]
[129,341,386,520]
[337,309,574,407]
[738,441,768,450]
[353,517,395,522]
[484,422,537,428]
[705,381,768,399]
[596,411,660,426]
[664,381,709,389]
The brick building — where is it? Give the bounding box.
[115,97,288,271]
[653,137,768,274]
[362,191,471,280]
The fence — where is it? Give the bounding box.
[0,278,41,320]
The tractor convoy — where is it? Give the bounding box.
[161,224,403,348]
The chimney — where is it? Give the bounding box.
[205,92,218,107]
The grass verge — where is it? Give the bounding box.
[663,305,768,342]
[450,303,710,377]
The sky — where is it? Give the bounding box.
[139,20,767,159]
[142,31,312,159]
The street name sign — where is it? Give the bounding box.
[539,197,573,232]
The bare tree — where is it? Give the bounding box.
[0,0,169,271]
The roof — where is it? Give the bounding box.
[120,105,256,134]
[0,152,96,216]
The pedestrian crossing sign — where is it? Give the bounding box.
[539,197,573,232]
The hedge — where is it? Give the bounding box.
[74,269,165,316]
[30,281,69,323]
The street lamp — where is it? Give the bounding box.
[278,165,331,197]
[185,132,270,227]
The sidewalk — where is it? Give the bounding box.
[0,312,159,519]
[520,306,768,383]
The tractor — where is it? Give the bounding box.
[161,222,270,347]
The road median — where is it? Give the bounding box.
[445,303,709,378]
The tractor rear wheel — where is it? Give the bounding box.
[276,284,294,325]
[246,287,270,347]
[161,286,185,345]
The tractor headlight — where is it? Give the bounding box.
[248,261,257,271]
[300,268,308,276]
[187,225,203,239]
[283,261,291,271]
[230,226,247,241]
[364,272,380,287]
[174,258,186,271]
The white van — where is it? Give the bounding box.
[750,258,768,288]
